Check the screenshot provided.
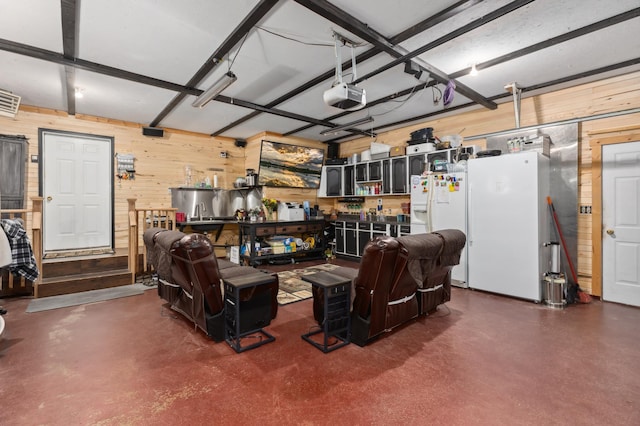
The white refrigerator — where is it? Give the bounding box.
[467,151,550,301]
[410,172,468,287]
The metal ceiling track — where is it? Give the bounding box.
[211,0,482,136]
[60,0,78,115]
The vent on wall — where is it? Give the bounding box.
[0,89,21,118]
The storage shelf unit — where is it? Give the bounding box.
[238,219,326,266]
[318,146,477,198]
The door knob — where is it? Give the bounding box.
[46,196,53,202]
[606,229,614,235]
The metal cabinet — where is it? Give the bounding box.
[343,165,355,196]
[408,154,426,177]
[368,161,382,181]
[358,223,370,255]
[325,166,342,197]
[391,157,408,194]
[381,159,391,194]
[344,222,357,256]
[371,223,387,240]
[355,163,368,182]
[335,221,345,254]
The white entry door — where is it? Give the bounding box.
[42,130,113,252]
[602,140,640,307]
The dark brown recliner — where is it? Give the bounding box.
[329,235,420,346]
[326,230,466,346]
[421,229,466,314]
[144,229,278,342]
[397,232,450,315]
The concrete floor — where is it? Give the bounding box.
[1,268,639,425]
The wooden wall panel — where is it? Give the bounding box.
[337,71,640,295]
[2,71,640,296]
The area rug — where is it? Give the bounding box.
[276,263,342,305]
[25,284,154,313]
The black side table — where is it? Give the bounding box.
[301,271,351,353]
[223,272,276,353]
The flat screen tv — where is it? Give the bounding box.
[258,140,325,189]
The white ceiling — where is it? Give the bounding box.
[1,0,638,143]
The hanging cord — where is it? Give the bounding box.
[256,26,335,47]
[372,80,429,117]
[431,85,442,105]
[228,32,249,71]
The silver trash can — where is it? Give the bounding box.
[544,275,566,309]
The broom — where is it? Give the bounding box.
[546,196,592,303]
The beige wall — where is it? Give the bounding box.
[2,71,639,295]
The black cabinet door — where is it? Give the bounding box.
[343,165,355,196]
[326,166,342,196]
[358,230,370,255]
[408,154,425,177]
[382,159,391,194]
[368,161,382,181]
[391,157,407,194]
[355,163,367,182]
[336,227,345,253]
[345,229,357,255]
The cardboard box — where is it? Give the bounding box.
[269,241,285,254]
[390,146,405,157]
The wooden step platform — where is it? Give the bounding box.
[36,249,133,298]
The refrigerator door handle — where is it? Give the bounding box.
[414,209,428,213]
[467,186,472,245]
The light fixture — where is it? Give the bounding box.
[74,88,84,99]
[192,71,237,108]
[320,115,374,135]
[470,63,478,76]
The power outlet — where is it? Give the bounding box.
[579,205,592,214]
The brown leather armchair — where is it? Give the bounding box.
[327,230,465,346]
[144,229,278,342]
[397,231,463,315]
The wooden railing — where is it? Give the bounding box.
[127,198,176,281]
[0,197,43,297]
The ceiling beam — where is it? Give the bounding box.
[284,4,638,139]
[351,0,535,86]
[149,0,280,127]
[325,58,640,143]
[449,7,640,79]
[211,0,483,136]
[389,0,483,44]
[295,0,498,110]
[60,0,77,115]
[0,38,200,94]
[0,37,375,134]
